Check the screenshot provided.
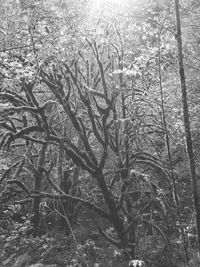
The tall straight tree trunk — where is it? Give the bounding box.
[174,0,200,253]
[158,33,189,264]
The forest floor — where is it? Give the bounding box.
[0,208,199,267]
[0,229,131,267]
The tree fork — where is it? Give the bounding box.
[174,0,200,253]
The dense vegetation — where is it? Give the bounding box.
[1,0,200,266]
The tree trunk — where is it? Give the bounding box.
[31,168,43,232]
[95,170,127,247]
[71,137,83,196]
[31,143,47,234]
[158,33,189,263]
[174,0,200,253]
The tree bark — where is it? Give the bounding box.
[174,0,200,253]
[95,170,127,246]
[158,33,189,263]
[31,143,47,234]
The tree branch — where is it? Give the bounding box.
[7,179,31,196]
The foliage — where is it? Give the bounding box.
[1,0,200,266]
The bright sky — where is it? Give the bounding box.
[88,0,138,18]
[90,0,127,9]
[88,0,131,23]
[86,0,140,33]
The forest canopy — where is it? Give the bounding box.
[1,0,200,267]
